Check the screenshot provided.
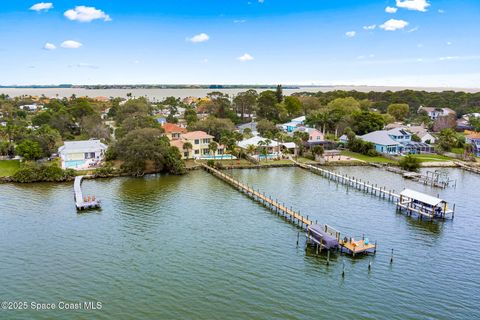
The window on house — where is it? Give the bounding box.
[203,149,209,155]
[194,139,199,145]
[194,150,199,154]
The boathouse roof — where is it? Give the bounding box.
[400,189,446,206]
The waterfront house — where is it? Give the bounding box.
[280,116,306,133]
[360,128,433,154]
[385,123,436,144]
[466,132,480,156]
[237,122,259,136]
[293,127,325,143]
[58,140,107,170]
[418,106,456,120]
[170,131,225,159]
[20,104,42,112]
[163,123,187,140]
[237,136,281,159]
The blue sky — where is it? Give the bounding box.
[0,0,479,87]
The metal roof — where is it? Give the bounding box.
[58,140,107,154]
[400,189,445,206]
[360,130,400,146]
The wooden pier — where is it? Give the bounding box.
[294,161,400,203]
[74,176,101,210]
[201,163,376,256]
[455,161,480,175]
[294,161,455,220]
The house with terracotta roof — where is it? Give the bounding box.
[162,123,187,140]
[466,132,480,156]
[169,131,225,159]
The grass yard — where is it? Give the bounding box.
[407,154,455,163]
[340,151,397,164]
[0,160,21,177]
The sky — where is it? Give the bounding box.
[0,0,479,87]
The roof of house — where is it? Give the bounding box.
[386,128,412,136]
[400,189,445,206]
[360,130,400,146]
[294,126,322,134]
[58,140,107,154]
[466,132,480,140]
[237,122,258,132]
[237,136,280,149]
[418,106,456,114]
[181,131,213,140]
[291,116,306,123]
[163,123,187,134]
[170,139,185,150]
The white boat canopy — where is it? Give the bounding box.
[400,189,446,207]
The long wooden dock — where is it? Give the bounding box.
[201,163,376,256]
[201,163,312,228]
[74,176,101,210]
[455,161,480,175]
[294,161,400,202]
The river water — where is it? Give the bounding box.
[1,167,479,319]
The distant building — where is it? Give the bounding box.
[418,106,456,120]
[237,122,258,136]
[19,104,42,112]
[169,131,224,160]
[466,132,480,157]
[58,140,107,170]
[163,123,187,140]
[280,116,306,133]
[360,128,433,154]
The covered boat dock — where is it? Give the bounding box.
[396,189,454,219]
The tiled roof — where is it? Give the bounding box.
[181,131,213,139]
[163,123,187,134]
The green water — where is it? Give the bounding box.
[1,167,479,319]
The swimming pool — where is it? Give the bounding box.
[200,155,237,160]
[64,160,85,168]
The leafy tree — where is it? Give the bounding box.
[411,134,422,142]
[115,115,162,139]
[191,116,236,141]
[351,111,385,135]
[113,128,185,176]
[387,103,410,121]
[275,85,284,103]
[469,117,480,131]
[16,139,43,160]
[297,96,321,115]
[257,90,280,121]
[399,154,421,172]
[183,142,193,159]
[115,97,150,124]
[312,145,324,160]
[32,111,53,127]
[233,90,258,121]
[184,106,198,126]
[256,119,279,137]
[208,141,218,157]
[284,96,302,117]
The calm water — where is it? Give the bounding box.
[2,86,480,100]
[1,167,479,319]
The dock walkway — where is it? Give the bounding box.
[294,161,400,202]
[74,176,101,210]
[455,161,480,175]
[201,163,376,256]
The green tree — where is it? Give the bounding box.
[351,111,385,135]
[113,128,185,176]
[399,154,421,172]
[387,103,410,121]
[233,90,258,121]
[183,142,193,159]
[257,90,279,121]
[437,128,457,151]
[16,139,43,160]
[208,141,218,158]
[275,85,284,103]
[191,116,236,140]
[284,96,302,117]
[257,119,279,137]
[312,145,324,160]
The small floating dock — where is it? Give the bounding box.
[307,224,376,256]
[396,189,454,219]
[74,176,101,210]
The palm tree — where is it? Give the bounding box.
[312,145,325,162]
[208,141,218,159]
[183,142,193,159]
[219,136,229,161]
[246,144,256,157]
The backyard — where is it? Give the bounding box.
[0,160,20,177]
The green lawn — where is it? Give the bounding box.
[407,154,454,163]
[0,160,21,177]
[340,151,397,164]
[450,147,464,155]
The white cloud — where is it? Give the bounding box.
[380,19,409,31]
[363,25,376,30]
[237,53,254,62]
[446,41,452,46]
[30,2,53,12]
[64,6,111,22]
[61,40,83,49]
[396,0,430,12]
[234,19,246,24]
[258,0,265,3]
[438,9,445,14]
[43,42,56,50]
[385,6,398,13]
[188,33,210,43]
[345,31,356,38]
[407,27,419,33]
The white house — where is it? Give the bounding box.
[58,140,107,170]
[20,104,42,112]
[418,106,455,120]
[280,116,306,133]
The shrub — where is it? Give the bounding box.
[12,163,76,183]
[399,154,421,172]
[206,160,215,167]
[94,166,115,178]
